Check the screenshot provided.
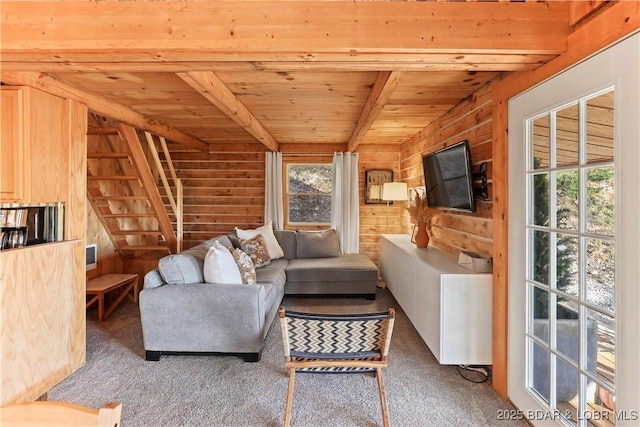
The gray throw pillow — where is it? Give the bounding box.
[143,269,165,289]
[296,229,341,259]
[202,235,234,250]
[158,253,204,285]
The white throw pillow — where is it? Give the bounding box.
[235,221,284,260]
[203,241,243,284]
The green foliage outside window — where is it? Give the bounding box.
[532,158,615,319]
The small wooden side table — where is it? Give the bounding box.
[86,273,139,322]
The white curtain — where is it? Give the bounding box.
[331,152,360,253]
[264,152,284,230]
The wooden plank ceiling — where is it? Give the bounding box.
[0,1,572,152]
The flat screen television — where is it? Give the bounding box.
[422,140,476,213]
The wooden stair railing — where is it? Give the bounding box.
[86,117,178,256]
[143,131,184,253]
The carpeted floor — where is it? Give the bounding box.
[50,288,526,426]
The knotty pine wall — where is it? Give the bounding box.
[86,96,492,274]
[357,144,402,267]
[162,142,268,250]
[85,205,124,279]
[85,86,492,277]
[158,142,401,271]
[85,86,497,274]
[399,80,496,258]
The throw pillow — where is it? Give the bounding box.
[239,235,271,268]
[235,221,284,260]
[203,241,243,284]
[296,228,341,259]
[158,253,203,285]
[232,248,257,285]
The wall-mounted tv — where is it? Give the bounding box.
[422,140,476,213]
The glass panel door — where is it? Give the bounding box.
[525,90,616,426]
[509,33,640,427]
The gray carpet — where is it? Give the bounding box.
[50,288,525,426]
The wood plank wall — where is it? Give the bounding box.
[162,142,268,250]
[84,84,493,279]
[85,206,123,279]
[158,141,401,272]
[85,137,399,272]
[357,144,402,267]
[400,80,496,258]
[83,82,491,279]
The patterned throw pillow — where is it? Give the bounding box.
[239,235,271,268]
[235,221,285,260]
[232,248,257,285]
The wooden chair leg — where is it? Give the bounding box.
[376,368,390,427]
[97,402,122,427]
[284,368,296,427]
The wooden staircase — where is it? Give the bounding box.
[86,116,177,256]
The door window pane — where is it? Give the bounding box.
[555,357,579,408]
[531,230,550,285]
[587,167,615,236]
[556,103,580,167]
[556,170,579,231]
[530,339,550,403]
[585,381,616,420]
[586,91,615,164]
[532,114,550,169]
[556,296,579,364]
[556,234,579,296]
[530,285,549,343]
[586,308,615,388]
[586,237,615,311]
[531,173,549,227]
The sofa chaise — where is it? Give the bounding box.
[139,227,378,362]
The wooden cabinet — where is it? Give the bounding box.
[0,241,85,404]
[0,87,30,202]
[0,86,87,405]
[380,234,492,365]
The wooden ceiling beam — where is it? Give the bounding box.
[0,54,556,73]
[1,2,569,59]
[0,71,210,152]
[177,71,279,152]
[348,71,404,152]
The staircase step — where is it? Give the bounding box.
[111,230,163,235]
[86,127,119,136]
[87,175,140,180]
[91,196,148,201]
[120,245,171,252]
[101,213,155,218]
[87,152,130,159]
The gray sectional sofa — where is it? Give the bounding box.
[139,229,378,362]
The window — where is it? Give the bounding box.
[286,163,332,225]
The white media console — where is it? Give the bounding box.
[380,234,492,365]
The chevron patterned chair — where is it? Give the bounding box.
[278,307,395,427]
